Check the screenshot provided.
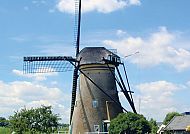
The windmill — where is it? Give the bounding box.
[23,0,137,133]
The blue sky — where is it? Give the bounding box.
[0,0,190,123]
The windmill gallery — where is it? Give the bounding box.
[23,0,137,133]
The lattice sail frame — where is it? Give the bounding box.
[23,56,76,73]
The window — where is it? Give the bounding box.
[92,100,98,108]
[94,125,100,132]
[103,121,110,132]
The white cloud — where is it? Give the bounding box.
[129,0,141,5]
[135,81,181,121]
[137,81,179,94]
[116,29,127,37]
[56,0,141,14]
[13,69,57,81]
[187,81,190,87]
[118,80,189,121]
[32,0,47,5]
[104,27,190,71]
[0,80,71,123]
[0,81,64,101]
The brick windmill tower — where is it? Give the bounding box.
[23,0,137,133]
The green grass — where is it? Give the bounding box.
[0,127,11,134]
[0,127,69,134]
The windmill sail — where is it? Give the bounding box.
[74,0,81,54]
[105,61,137,113]
[115,66,137,113]
[70,0,82,123]
[23,56,75,73]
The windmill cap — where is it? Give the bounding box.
[77,47,120,65]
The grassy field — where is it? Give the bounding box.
[0,127,69,134]
[0,127,11,134]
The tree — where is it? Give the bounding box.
[9,105,60,134]
[163,112,181,125]
[149,118,158,134]
[0,117,9,127]
[109,112,151,134]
